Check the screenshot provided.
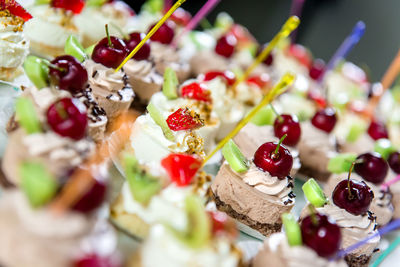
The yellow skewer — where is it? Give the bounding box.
[115,0,186,72]
[202,72,296,166]
[231,16,300,90]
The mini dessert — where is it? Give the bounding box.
[326,152,393,226]
[130,100,205,166]
[148,21,190,82]
[24,0,83,58]
[301,170,380,267]
[253,213,347,267]
[0,1,30,81]
[0,160,113,267]
[84,28,134,119]
[212,139,296,236]
[111,153,210,239]
[384,149,400,219]
[123,31,163,104]
[74,0,135,47]
[298,107,339,181]
[126,196,244,267]
[234,109,301,177]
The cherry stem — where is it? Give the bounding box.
[55,102,68,120]
[308,205,319,226]
[347,161,356,198]
[42,60,66,72]
[109,22,129,40]
[269,104,283,123]
[273,134,287,158]
[105,24,113,48]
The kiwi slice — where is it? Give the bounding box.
[302,178,327,208]
[250,105,276,126]
[86,0,107,6]
[85,44,96,58]
[124,154,161,205]
[19,162,58,208]
[142,0,163,13]
[15,97,41,134]
[346,119,367,143]
[282,213,302,246]
[147,102,175,141]
[162,67,179,100]
[65,35,87,62]
[222,139,249,173]
[327,153,357,174]
[23,55,49,89]
[35,0,50,4]
[374,138,397,160]
[169,195,211,248]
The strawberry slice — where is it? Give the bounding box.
[307,89,327,109]
[52,0,85,14]
[181,82,212,103]
[246,73,271,89]
[209,211,238,238]
[161,153,202,186]
[169,7,191,26]
[1,0,32,21]
[166,108,204,131]
[203,70,236,86]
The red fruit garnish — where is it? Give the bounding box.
[161,153,202,186]
[0,0,32,21]
[74,253,119,267]
[354,152,388,184]
[246,73,271,89]
[71,177,107,213]
[47,98,87,140]
[388,152,400,174]
[180,82,211,103]
[215,34,237,58]
[92,35,128,69]
[209,211,238,238]
[52,0,85,14]
[309,59,325,80]
[273,114,301,146]
[228,24,253,43]
[124,32,151,61]
[287,43,312,69]
[169,7,191,26]
[307,89,327,109]
[311,108,337,133]
[148,21,175,45]
[166,108,204,131]
[367,120,389,140]
[203,70,236,86]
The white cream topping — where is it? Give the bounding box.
[141,224,239,267]
[0,17,29,68]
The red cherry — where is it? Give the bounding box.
[257,46,274,66]
[72,177,107,213]
[166,108,204,131]
[0,0,32,21]
[253,140,293,179]
[52,0,85,14]
[246,73,271,89]
[124,32,151,61]
[148,21,175,45]
[309,59,325,80]
[287,44,312,69]
[388,152,400,174]
[273,114,301,146]
[215,34,237,58]
[332,179,374,216]
[74,253,119,267]
[209,211,238,238]
[47,98,87,140]
[92,35,128,69]
[180,82,211,103]
[49,55,88,93]
[354,152,388,184]
[169,7,191,26]
[311,108,337,133]
[161,153,202,186]
[203,70,236,86]
[367,121,389,141]
[301,213,341,258]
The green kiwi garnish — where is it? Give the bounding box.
[222,139,249,173]
[302,178,327,207]
[15,97,41,134]
[282,213,302,246]
[147,102,175,141]
[162,67,179,100]
[23,56,49,89]
[65,35,87,62]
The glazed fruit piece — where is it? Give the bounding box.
[367,120,389,140]
[222,139,249,173]
[388,151,400,174]
[15,97,42,134]
[19,162,58,208]
[148,21,175,45]
[180,82,211,103]
[49,55,88,93]
[273,114,301,146]
[209,211,237,238]
[354,152,388,184]
[92,25,128,69]
[287,43,312,69]
[74,253,117,267]
[23,56,49,89]
[301,213,341,257]
[170,7,191,26]
[0,0,32,21]
[311,108,337,133]
[161,154,202,186]
[166,108,204,131]
[282,213,302,246]
[51,0,85,14]
[253,135,293,179]
[124,32,151,61]
[162,67,179,99]
[215,34,237,58]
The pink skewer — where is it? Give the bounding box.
[171,0,221,48]
[381,174,400,191]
